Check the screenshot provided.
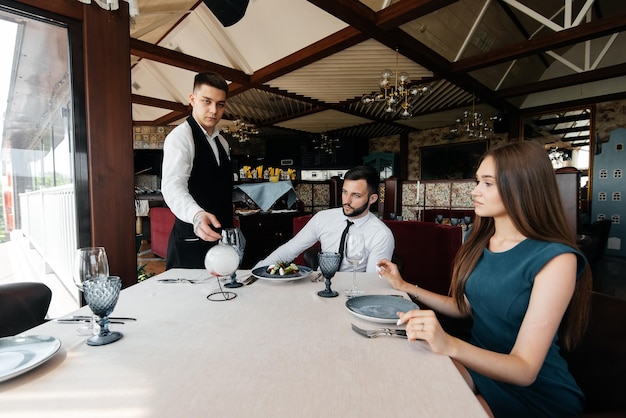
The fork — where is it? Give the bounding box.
[350,323,407,338]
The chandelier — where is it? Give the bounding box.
[313,133,340,154]
[450,96,499,139]
[361,47,431,119]
[221,118,259,142]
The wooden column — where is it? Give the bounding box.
[16,0,136,288]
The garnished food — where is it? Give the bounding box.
[266,261,300,276]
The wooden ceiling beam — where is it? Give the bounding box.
[452,12,626,73]
[495,62,626,99]
[376,0,460,30]
[130,38,250,84]
[132,94,189,112]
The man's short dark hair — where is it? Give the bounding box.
[194,72,228,95]
[343,165,380,195]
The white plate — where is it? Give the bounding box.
[252,265,313,282]
[345,295,419,324]
[0,335,61,383]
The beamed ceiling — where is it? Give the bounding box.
[24,0,626,143]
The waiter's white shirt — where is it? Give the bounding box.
[161,120,230,224]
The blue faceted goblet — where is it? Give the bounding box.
[83,276,123,346]
[317,252,342,298]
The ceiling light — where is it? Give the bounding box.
[450,95,499,139]
[361,47,431,119]
[222,118,258,142]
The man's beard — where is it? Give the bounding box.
[343,200,369,218]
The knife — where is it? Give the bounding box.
[70,315,137,321]
[54,318,126,324]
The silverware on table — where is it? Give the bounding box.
[241,274,256,285]
[53,318,126,325]
[158,278,207,284]
[351,323,407,339]
[71,315,137,321]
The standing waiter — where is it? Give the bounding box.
[161,72,233,269]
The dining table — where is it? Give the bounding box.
[0,269,487,417]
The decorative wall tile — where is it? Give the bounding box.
[451,182,475,208]
[425,183,451,207]
[312,184,330,206]
[295,183,312,206]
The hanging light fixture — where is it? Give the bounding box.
[312,133,340,154]
[450,95,499,139]
[361,47,431,119]
[221,118,259,142]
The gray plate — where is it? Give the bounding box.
[346,295,420,324]
[0,335,61,382]
[252,265,313,282]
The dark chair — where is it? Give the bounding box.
[561,292,626,415]
[0,282,52,338]
[580,220,612,271]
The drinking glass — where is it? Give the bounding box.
[222,228,244,288]
[463,216,472,226]
[344,232,365,298]
[435,214,443,224]
[450,217,459,226]
[74,247,109,335]
[205,237,240,301]
[317,252,341,298]
[83,276,123,346]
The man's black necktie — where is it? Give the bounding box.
[338,220,354,257]
[213,137,229,167]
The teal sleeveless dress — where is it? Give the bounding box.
[465,239,586,417]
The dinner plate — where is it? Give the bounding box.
[345,295,419,324]
[0,335,61,383]
[252,265,313,282]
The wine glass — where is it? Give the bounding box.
[344,232,366,298]
[205,237,240,301]
[222,228,244,289]
[74,247,109,335]
[83,276,123,346]
[435,214,443,224]
[317,252,341,298]
[450,217,459,226]
[463,216,472,227]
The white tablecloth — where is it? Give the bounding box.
[0,270,487,418]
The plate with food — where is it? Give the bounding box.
[345,295,419,324]
[252,262,313,282]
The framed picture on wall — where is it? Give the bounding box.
[420,140,488,180]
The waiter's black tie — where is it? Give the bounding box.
[214,137,230,167]
[338,220,354,257]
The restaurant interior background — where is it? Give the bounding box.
[1,0,625,314]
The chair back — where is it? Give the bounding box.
[561,291,626,414]
[0,282,52,337]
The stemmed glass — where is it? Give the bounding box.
[317,252,341,298]
[463,216,472,227]
[73,247,109,335]
[205,233,240,301]
[435,214,444,224]
[83,276,123,346]
[344,232,366,298]
[223,228,244,289]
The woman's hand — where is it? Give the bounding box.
[397,309,454,355]
[376,259,407,291]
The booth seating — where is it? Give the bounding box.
[149,207,175,259]
[293,216,463,296]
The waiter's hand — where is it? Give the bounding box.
[192,210,222,242]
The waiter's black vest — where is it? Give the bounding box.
[166,116,233,269]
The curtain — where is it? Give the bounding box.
[76,0,139,17]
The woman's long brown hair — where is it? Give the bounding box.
[450,141,591,350]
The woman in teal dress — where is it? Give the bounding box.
[378,141,591,417]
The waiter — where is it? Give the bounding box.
[161,72,233,269]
